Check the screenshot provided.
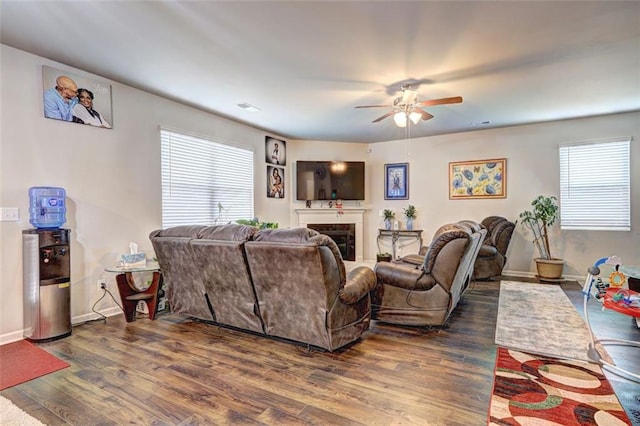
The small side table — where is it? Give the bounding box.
[377,229,423,260]
[105,263,162,322]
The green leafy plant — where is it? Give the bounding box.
[236,218,278,230]
[518,195,559,260]
[403,205,416,219]
[383,209,395,220]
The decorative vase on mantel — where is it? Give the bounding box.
[406,218,413,231]
[384,219,392,230]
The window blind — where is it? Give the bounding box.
[559,138,630,231]
[161,129,254,228]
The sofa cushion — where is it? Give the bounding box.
[253,227,318,243]
[149,225,206,239]
[198,223,257,241]
[423,225,470,273]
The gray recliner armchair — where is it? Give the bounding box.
[371,222,486,326]
[473,216,515,280]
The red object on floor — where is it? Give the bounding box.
[0,340,69,390]
[603,288,640,317]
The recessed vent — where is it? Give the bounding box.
[237,102,261,112]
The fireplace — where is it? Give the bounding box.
[295,208,366,262]
[308,223,356,261]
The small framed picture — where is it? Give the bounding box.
[265,136,286,166]
[267,166,285,199]
[384,163,409,200]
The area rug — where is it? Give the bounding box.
[496,281,611,364]
[0,340,69,390]
[488,347,631,425]
[0,395,45,426]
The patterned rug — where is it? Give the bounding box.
[488,347,631,425]
[496,281,612,364]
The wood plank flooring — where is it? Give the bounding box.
[2,279,639,425]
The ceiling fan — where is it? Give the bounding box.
[355,84,463,127]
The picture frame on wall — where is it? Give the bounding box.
[42,65,113,129]
[265,136,286,166]
[449,158,506,199]
[267,166,285,199]
[384,163,409,200]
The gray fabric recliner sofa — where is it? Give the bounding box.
[371,221,486,326]
[149,224,376,351]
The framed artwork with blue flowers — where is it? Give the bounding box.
[449,158,506,199]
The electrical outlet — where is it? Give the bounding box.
[0,207,19,222]
[98,279,107,290]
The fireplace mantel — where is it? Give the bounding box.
[295,208,366,262]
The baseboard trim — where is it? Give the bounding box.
[0,307,123,346]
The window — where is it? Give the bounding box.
[559,138,630,231]
[160,129,254,228]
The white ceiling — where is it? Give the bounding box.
[2,1,639,143]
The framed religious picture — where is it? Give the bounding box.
[384,163,409,200]
[267,166,285,199]
[42,65,113,129]
[449,158,506,199]
[265,136,286,166]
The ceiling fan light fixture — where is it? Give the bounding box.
[409,111,421,125]
[394,112,407,127]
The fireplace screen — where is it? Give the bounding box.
[308,223,356,261]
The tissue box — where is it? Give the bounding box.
[121,253,146,269]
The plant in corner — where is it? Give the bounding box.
[518,195,564,281]
[403,205,417,230]
[383,209,395,230]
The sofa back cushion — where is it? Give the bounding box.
[190,224,264,332]
[245,228,345,348]
[149,225,213,321]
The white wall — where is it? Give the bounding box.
[0,45,290,342]
[361,114,640,275]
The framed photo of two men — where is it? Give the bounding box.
[42,65,113,129]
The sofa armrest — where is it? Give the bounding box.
[374,262,437,291]
[338,266,376,304]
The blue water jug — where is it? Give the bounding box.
[29,187,66,229]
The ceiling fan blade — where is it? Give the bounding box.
[415,96,463,107]
[412,108,434,121]
[372,111,396,123]
[355,105,392,109]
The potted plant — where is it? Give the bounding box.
[518,195,564,281]
[376,252,392,262]
[403,205,417,230]
[236,218,278,229]
[383,209,395,230]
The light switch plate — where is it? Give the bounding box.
[0,207,20,221]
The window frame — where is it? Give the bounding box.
[558,138,631,231]
[160,128,255,229]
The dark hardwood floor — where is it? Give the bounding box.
[2,278,639,425]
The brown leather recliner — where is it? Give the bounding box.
[245,228,376,351]
[472,216,515,280]
[372,222,486,326]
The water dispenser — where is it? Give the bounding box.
[23,228,71,341]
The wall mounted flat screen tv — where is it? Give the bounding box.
[296,161,365,201]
